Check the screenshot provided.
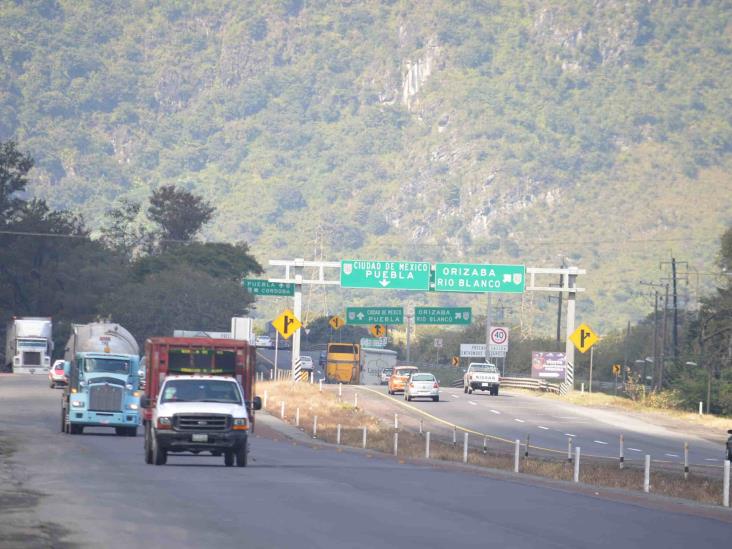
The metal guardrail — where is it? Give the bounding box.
[450,376,560,394]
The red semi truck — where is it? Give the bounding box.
[141,337,261,467]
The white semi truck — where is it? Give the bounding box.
[4,317,53,374]
[359,347,398,385]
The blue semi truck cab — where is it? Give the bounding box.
[61,323,141,436]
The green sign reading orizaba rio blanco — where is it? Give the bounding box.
[433,263,526,293]
[340,260,431,290]
[242,279,295,296]
[414,307,472,325]
[346,307,404,325]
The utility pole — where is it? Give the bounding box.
[671,257,678,362]
[556,260,565,346]
[652,290,659,387]
[660,283,669,390]
[622,320,630,383]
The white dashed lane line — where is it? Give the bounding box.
[705,458,719,462]
[665,453,679,458]
[538,426,549,430]
[514,419,525,423]
[564,433,576,437]
[451,395,459,399]
[628,448,642,452]
[468,401,477,406]
[594,440,608,445]
[490,409,501,415]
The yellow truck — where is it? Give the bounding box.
[325,342,360,384]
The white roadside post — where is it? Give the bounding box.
[419,419,423,435]
[483,435,488,455]
[338,383,342,400]
[699,401,703,415]
[619,434,624,470]
[295,407,300,427]
[354,392,358,409]
[319,379,323,392]
[453,425,457,447]
[644,455,651,493]
[684,442,689,480]
[394,414,398,430]
[336,424,341,445]
[264,390,268,409]
[425,432,431,459]
[312,415,318,438]
[567,437,573,463]
[394,431,399,457]
[280,401,285,420]
[362,427,367,449]
[723,460,730,508]
[525,434,530,460]
[574,447,581,482]
[463,432,469,464]
[514,439,520,473]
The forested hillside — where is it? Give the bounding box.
[1,0,731,332]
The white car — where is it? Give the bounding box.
[463,362,500,395]
[298,356,313,370]
[48,360,67,388]
[405,372,439,402]
[380,367,393,385]
[255,335,273,348]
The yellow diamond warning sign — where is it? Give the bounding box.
[369,324,386,338]
[329,315,344,330]
[272,309,302,340]
[570,323,598,353]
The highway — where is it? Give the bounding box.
[346,385,729,467]
[1,375,730,548]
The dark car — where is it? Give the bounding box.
[727,430,732,461]
[319,351,327,368]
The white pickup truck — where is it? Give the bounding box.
[463,362,500,395]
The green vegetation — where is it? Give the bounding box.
[0,141,261,355]
[1,2,731,331]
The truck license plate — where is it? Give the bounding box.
[192,434,208,442]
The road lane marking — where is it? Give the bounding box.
[490,409,500,414]
[468,401,477,406]
[665,453,679,458]
[594,440,608,445]
[628,448,642,452]
[451,395,459,399]
[705,458,719,462]
[538,426,549,430]
[564,433,576,437]
[514,418,525,423]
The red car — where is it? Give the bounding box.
[48,360,67,388]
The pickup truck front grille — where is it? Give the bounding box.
[89,384,124,412]
[174,414,230,432]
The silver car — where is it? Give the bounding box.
[404,373,439,402]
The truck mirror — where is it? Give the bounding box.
[63,361,71,377]
[140,395,150,408]
[253,396,262,411]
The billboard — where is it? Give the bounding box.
[531,352,566,381]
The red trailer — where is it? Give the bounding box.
[142,337,258,425]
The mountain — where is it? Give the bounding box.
[2,0,731,333]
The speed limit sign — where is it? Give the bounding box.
[489,327,509,346]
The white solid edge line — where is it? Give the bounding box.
[490,409,500,414]
[593,440,608,445]
[538,426,549,430]
[564,433,576,437]
[704,458,719,462]
[514,418,525,423]
[665,453,679,458]
[628,448,642,452]
[451,395,459,398]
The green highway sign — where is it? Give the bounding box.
[341,259,431,290]
[433,263,526,293]
[346,307,404,325]
[242,279,295,297]
[415,307,472,325]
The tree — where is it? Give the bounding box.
[99,199,152,260]
[0,140,33,222]
[147,185,215,246]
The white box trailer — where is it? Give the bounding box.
[4,317,53,374]
[359,347,398,385]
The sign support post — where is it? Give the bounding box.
[563,268,578,393]
[485,294,493,363]
[291,259,304,381]
[406,312,412,363]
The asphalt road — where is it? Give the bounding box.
[1,375,730,548]
[346,385,729,467]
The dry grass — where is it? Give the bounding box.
[260,381,727,506]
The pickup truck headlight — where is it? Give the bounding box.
[232,418,249,431]
[157,417,172,429]
[71,400,85,408]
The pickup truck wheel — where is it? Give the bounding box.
[463,386,468,394]
[127,426,138,437]
[493,387,499,396]
[433,396,439,402]
[467,387,473,395]
[144,427,153,464]
[236,443,248,467]
[69,424,83,435]
[224,451,235,467]
[152,434,166,465]
[115,427,126,436]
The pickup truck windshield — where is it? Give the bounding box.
[470,365,498,373]
[161,379,242,404]
[84,358,130,374]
